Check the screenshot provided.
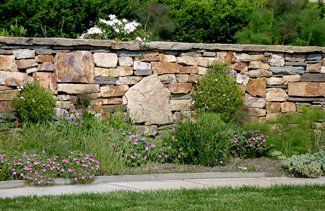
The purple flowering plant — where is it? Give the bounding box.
[229,130,270,158]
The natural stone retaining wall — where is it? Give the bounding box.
[0,37,324,131]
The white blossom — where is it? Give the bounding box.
[109,14,116,20]
[135,37,142,42]
[86,26,103,35]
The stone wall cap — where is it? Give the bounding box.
[0,37,325,53]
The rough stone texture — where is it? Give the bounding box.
[134,61,151,71]
[288,82,325,97]
[176,74,189,83]
[189,74,200,83]
[248,69,272,78]
[236,74,250,86]
[197,57,217,67]
[16,59,38,69]
[125,74,173,125]
[246,78,266,97]
[245,94,266,108]
[268,54,285,67]
[0,71,28,87]
[159,74,176,84]
[281,102,296,113]
[152,62,179,74]
[285,54,306,62]
[321,66,325,74]
[267,102,281,112]
[33,72,57,92]
[246,108,266,117]
[0,55,18,72]
[198,67,208,75]
[55,51,94,83]
[57,84,99,94]
[142,52,159,61]
[118,56,133,66]
[36,55,54,63]
[56,101,71,109]
[0,101,14,112]
[159,54,176,63]
[179,66,199,74]
[248,61,270,69]
[101,98,123,105]
[285,62,307,66]
[267,77,284,85]
[305,63,321,73]
[266,113,280,120]
[117,66,133,76]
[95,77,117,85]
[170,100,192,111]
[177,56,198,66]
[13,49,35,59]
[266,88,288,102]
[135,125,158,136]
[270,66,304,75]
[168,83,192,94]
[0,90,18,101]
[100,85,129,97]
[119,76,142,85]
[93,53,118,68]
[203,52,216,57]
[236,53,264,62]
[56,95,70,101]
[231,62,248,73]
[95,68,119,77]
[171,94,191,100]
[38,62,54,71]
[306,54,322,61]
[300,74,325,82]
[283,75,300,83]
[216,52,235,64]
[134,69,153,76]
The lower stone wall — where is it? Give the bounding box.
[0,38,324,130]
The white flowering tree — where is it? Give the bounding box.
[80,14,151,41]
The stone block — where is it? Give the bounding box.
[55,51,94,83]
[0,90,18,101]
[170,100,192,111]
[171,94,192,100]
[176,74,189,83]
[56,95,70,101]
[246,78,266,97]
[248,61,270,69]
[95,77,118,85]
[203,52,216,57]
[189,74,200,83]
[267,102,281,112]
[248,69,272,78]
[93,53,118,68]
[26,67,38,74]
[159,74,176,84]
[56,101,71,109]
[101,98,123,105]
[267,77,284,85]
[134,69,153,76]
[142,52,159,61]
[35,48,53,55]
[306,54,322,61]
[270,66,304,75]
[285,62,307,66]
[119,76,142,85]
[236,74,250,86]
[0,55,18,72]
[36,55,54,63]
[0,101,14,112]
[216,52,235,64]
[13,49,35,59]
[135,125,158,137]
[283,75,300,83]
[16,59,38,69]
[95,68,119,77]
[179,66,199,74]
[245,94,266,108]
[246,108,266,117]
[152,62,180,74]
[100,85,129,97]
[177,56,198,66]
[231,62,248,73]
[285,54,306,62]
[117,66,133,76]
[159,54,176,63]
[236,53,265,62]
[268,53,285,67]
[266,113,280,120]
[300,74,325,82]
[57,84,100,94]
[33,72,57,92]
[0,71,28,87]
[266,88,288,102]
[168,83,192,94]
[134,61,151,71]
[281,102,296,113]
[118,56,133,66]
[198,67,208,75]
[288,82,325,97]
[197,57,217,67]
[306,63,321,73]
[38,62,54,71]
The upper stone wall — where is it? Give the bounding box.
[0,37,324,130]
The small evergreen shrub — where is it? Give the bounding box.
[13,82,55,123]
[192,64,244,122]
[282,151,325,178]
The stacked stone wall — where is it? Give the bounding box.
[0,37,324,130]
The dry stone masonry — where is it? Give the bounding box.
[0,37,324,130]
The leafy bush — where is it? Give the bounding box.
[235,0,325,46]
[242,106,325,156]
[13,82,55,123]
[282,151,325,178]
[1,151,99,185]
[192,64,244,123]
[229,130,270,158]
[173,113,232,166]
[81,14,150,41]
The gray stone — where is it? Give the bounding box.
[57,84,100,94]
[117,51,144,57]
[270,66,304,75]
[0,112,16,120]
[268,54,285,67]
[125,75,173,125]
[171,94,192,100]
[300,74,325,82]
[13,49,35,59]
[118,57,133,66]
[285,62,307,66]
[134,69,153,76]
[134,125,158,137]
[134,61,151,71]
[35,48,53,55]
[159,74,176,84]
[95,77,118,85]
[306,54,322,61]
[245,94,266,108]
[248,69,272,78]
[288,97,324,102]
[236,74,249,86]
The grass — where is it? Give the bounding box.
[0,185,324,210]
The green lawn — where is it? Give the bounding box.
[1,185,324,210]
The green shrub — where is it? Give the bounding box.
[192,64,244,123]
[282,151,325,178]
[13,82,55,123]
[173,113,232,166]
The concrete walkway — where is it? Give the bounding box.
[0,173,324,198]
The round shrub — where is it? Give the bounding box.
[13,82,55,123]
[192,63,244,122]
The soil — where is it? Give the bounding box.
[122,157,285,177]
